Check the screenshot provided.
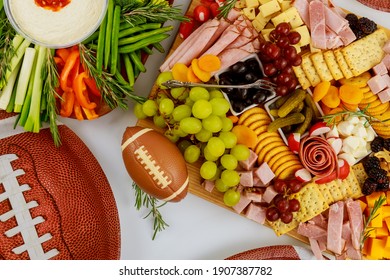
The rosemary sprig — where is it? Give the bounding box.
[360,195,387,250]
[218,0,237,19]
[321,105,383,128]
[132,182,169,240]
[79,44,146,109]
[121,2,189,27]
[41,49,61,147]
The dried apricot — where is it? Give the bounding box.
[321,85,340,108]
[171,63,189,82]
[339,84,364,105]
[312,81,331,102]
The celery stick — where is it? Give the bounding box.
[14,47,36,112]
[0,37,31,89]
[0,60,22,109]
[24,45,46,133]
[6,83,17,113]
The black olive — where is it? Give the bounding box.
[232,101,246,113]
[245,72,258,83]
[246,58,260,71]
[235,88,248,99]
[231,61,247,74]
[251,91,267,104]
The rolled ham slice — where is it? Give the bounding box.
[299,136,339,179]
[309,0,327,49]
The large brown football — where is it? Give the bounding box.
[0,110,120,260]
[121,126,189,202]
[357,0,390,12]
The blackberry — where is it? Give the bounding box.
[371,136,384,152]
[353,28,365,40]
[383,138,390,151]
[346,13,359,27]
[358,17,377,35]
[377,182,390,191]
[363,156,381,172]
[362,178,378,195]
[368,168,389,184]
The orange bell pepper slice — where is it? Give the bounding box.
[73,72,97,110]
[84,76,101,97]
[73,99,84,121]
[60,90,75,117]
[60,48,79,92]
[82,107,99,120]
[56,48,70,63]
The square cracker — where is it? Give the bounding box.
[323,50,344,80]
[335,178,352,199]
[323,180,344,202]
[334,49,354,79]
[269,183,329,236]
[292,65,311,89]
[310,52,334,82]
[301,54,321,87]
[342,37,384,76]
[348,165,365,199]
[317,183,335,205]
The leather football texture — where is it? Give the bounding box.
[0,110,120,260]
[121,126,189,203]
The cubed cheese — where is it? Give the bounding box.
[367,238,386,259]
[259,0,273,4]
[280,0,291,11]
[259,0,281,18]
[284,7,304,28]
[252,13,271,32]
[271,12,289,26]
[261,28,273,36]
[293,25,310,47]
[245,0,259,8]
[243,7,256,20]
[375,223,389,237]
[235,0,246,8]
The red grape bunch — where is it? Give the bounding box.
[258,22,302,96]
[266,178,302,224]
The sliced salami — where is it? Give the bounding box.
[357,0,390,12]
[299,136,339,179]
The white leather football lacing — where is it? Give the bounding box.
[135,146,172,189]
[0,154,59,260]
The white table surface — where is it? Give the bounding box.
[59,0,390,260]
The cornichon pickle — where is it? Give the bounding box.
[304,93,321,121]
[277,89,307,118]
[268,112,305,133]
[291,101,305,113]
[275,94,291,108]
[295,106,313,135]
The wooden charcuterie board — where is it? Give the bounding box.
[136,0,390,247]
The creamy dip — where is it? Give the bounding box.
[8,0,107,47]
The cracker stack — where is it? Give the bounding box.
[293,29,388,89]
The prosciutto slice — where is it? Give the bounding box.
[345,198,364,250]
[327,201,345,255]
[309,0,327,49]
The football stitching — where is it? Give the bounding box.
[135,146,172,189]
[0,154,59,260]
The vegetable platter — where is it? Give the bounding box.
[0,0,185,146]
[135,0,390,259]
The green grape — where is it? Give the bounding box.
[172,124,188,138]
[177,140,192,153]
[200,161,218,180]
[172,104,192,122]
[210,166,222,181]
[220,117,233,132]
[203,146,219,161]
[142,99,158,117]
[220,154,238,170]
[202,115,223,133]
[170,87,188,100]
[209,97,230,116]
[134,102,147,119]
[156,71,173,89]
[230,144,250,161]
[192,99,212,119]
[223,188,241,207]
[189,87,210,101]
[206,137,225,157]
[195,128,212,143]
[184,145,201,163]
[155,92,168,104]
[218,131,237,149]
[164,130,179,143]
[180,117,202,134]
[215,178,230,192]
[185,97,195,108]
[209,89,224,99]
[153,114,167,128]
[159,98,174,116]
[221,170,240,187]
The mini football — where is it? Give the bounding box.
[0,110,120,260]
[121,126,189,202]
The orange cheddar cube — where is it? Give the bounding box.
[368,238,386,259]
[387,191,390,205]
[385,217,390,232]
[384,248,390,259]
[366,192,386,208]
[359,200,368,213]
[376,223,389,237]
[383,206,390,218]
[370,207,383,228]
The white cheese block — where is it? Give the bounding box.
[259,0,281,18]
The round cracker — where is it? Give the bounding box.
[270,153,300,171]
[278,163,304,180]
[274,160,303,178]
[267,150,295,169]
[241,113,270,127]
[255,136,285,155]
[253,125,269,136]
[238,107,268,124]
[367,102,390,116]
[257,131,281,143]
[261,145,291,164]
[249,119,272,131]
